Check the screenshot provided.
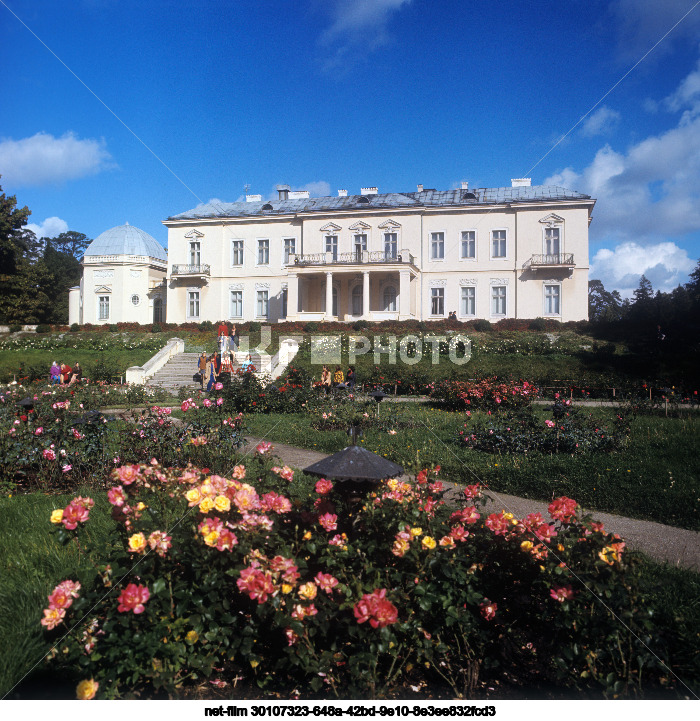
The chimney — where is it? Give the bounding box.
[461,181,469,190]
[511,178,531,187]
[338,189,347,197]
[417,184,424,192]
[277,184,290,201]
[288,190,310,199]
[245,194,262,202]
[361,187,378,195]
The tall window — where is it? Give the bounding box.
[98,295,110,321]
[281,289,288,318]
[153,297,163,323]
[188,291,200,318]
[230,290,242,318]
[431,287,444,316]
[491,286,506,315]
[461,231,476,259]
[545,227,560,256]
[431,232,444,259]
[258,239,269,265]
[491,230,506,258]
[332,287,338,316]
[351,285,363,315]
[189,241,201,266]
[256,290,269,318]
[544,284,560,315]
[383,286,397,311]
[283,238,295,264]
[384,233,397,260]
[354,234,367,260]
[231,240,244,266]
[461,286,475,316]
[325,235,338,261]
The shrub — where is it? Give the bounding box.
[40,466,670,699]
[108,324,119,332]
[303,321,319,332]
[248,321,261,333]
[352,320,370,331]
[69,323,80,332]
[9,324,22,333]
[428,378,539,411]
[197,320,214,332]
[529,317,547,331]
[35,324,52,334]
[150,324,162,333]
[473,319,492,332]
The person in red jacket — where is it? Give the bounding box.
[217,321,229,354]
[60,363,72,384]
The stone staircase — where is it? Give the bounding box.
[147,352,266,391]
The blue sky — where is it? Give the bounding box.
[2,0,700,297]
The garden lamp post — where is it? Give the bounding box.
[368,389,388,417]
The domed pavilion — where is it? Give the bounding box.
[68,223,167,325]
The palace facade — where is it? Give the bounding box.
[159,179,594,325]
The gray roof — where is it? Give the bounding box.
[167,186,592,221]
[85,223,167,260]
[304,444,404,481]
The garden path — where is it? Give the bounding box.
[240,438,700,571]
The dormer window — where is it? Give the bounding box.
[357,196,370,204]
[262,203,273,211]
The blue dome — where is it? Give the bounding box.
[85,223,166,260]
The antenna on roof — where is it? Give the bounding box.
[244,183,251,195]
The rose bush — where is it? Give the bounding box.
[428,377,539,411]
[41,452,668,699]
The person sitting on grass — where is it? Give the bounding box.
[333,366,344,388]
[68,362,82,386]
[49,361,60,385]
[240,354,254,372]
[60,363,72,384]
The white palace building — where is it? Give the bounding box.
[69,179,594,326]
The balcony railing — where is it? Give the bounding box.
[172,264,211,276]
[525,254,575,268]
[291,251,415,267]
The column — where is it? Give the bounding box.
[286,273,299,321]
[362,271,370,320]
[325,271,334,320]
[399,270,411,320]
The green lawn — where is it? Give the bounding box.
[244,405,700,531]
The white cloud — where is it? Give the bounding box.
[590,241,695,296]
[25,216,69,239]
[319,0,411,69]
[581,106,621,137]
[665,53,700,121]
[296,180,331,197]
[0,132,112,186]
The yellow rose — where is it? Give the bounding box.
[250,659,259,668]
[199,497,214,513]
[214,495,231,512]
[76,678,99,700]
[298,582,317,600]
[50,509,63,524]
[128,533,147,553]
[185,488,201,505]
[204,530,220,547]
[410,527,422,538]
[386,479,398,491]
[302,531,312,541]
[421,536,437,550]
[520,541,533,552]
[135,502,146,511]
[185,630,199,644]
[281,584,294,594]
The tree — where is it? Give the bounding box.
[0,177,31,274]
[46,231,91,260]
[588,279,623,322]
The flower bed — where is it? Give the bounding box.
[428,378,539,411]
[41,455,670,699]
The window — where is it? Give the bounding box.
[230,290,242,318]
[491,230,506,258]
[188,291,200,319]
[431,232,444,259]
[544,284,561,315]
[384,232,397,260]
[258,239,269,265]
[231,240,244,266]
[431,287,444,316]
[131,294,140,306]
[351,285,363,315]
[491,286,506,315]
[354,234,367,260]
[281,289,288,318]
[461,231,476,259]
[256,290,269,318]
[545,227,560,256]
[153,297,163,323]
[326,235,338,261]
[283,238,295,264]
[461,286,475,316]
[189,241,201,266]
[383,286,397,312]
[332,287,338,316]
[98,295,110,321]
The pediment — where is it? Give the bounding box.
[94,285,112,294]
[378,219,401,229]
[539,213,564,225]
[320,222,342,233]
[184,229,205,238]
[349,221,371,232]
